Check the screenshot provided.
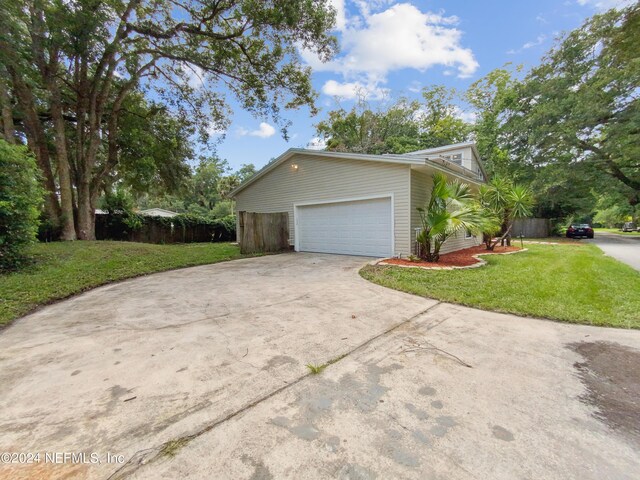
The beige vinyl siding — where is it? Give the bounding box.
[235,153,412,255]
[410,169,432,255]
[410,168,480,254]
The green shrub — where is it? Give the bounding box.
[100,188,135,215]
[210,199,233,219]
[0,140,43,270]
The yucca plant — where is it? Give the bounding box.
[416,173,483,262]
[479,177,534,250]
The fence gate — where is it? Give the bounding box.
[512,218,550,238]
[238,211,289,254]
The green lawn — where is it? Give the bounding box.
[0,241,254,327]
[361,243,640,329]
[594,228,640,236]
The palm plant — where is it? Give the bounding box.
[479,177,534,250]
[416,173,483,262]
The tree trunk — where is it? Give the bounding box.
[25,133,61,224]
[49,84,77,240]
[483,233,493,250]
[492,222,514,250]
[0,78,15,143]
[8,68,61,224]
[76,180,96,240]
[425,252,440,262]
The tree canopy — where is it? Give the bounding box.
[508,4,640,207]
[0,0,338,239]
[315,86,471,155]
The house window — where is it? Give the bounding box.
[465,229,473,239]
[450,154,462,165]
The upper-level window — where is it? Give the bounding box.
[450,153,462,165]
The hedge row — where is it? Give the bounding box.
[95,213,236,243]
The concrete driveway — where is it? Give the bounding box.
[588,231,640,271]
[1,253,639,480]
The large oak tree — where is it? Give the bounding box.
[0,0,337,239]
[508,4,640,207]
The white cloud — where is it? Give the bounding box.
[207,123,226,136]
[407,81,421,93]
[307,137,327,150]
[302,2,479,98]
[181,63,204,89]
[239,122,276,139]
[322,79,389,100]
[453,106,477,124]
[329,0,347,31]
[535,14,549,24]
[344,4,477,78]
[507,34,547,54]
[523,34,547,49]
[576,0,633,11]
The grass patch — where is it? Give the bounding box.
[361,243,640,329]
[305,354,348,375]
[0,241,256,327]
[159,437,191,457]
[594,228,640,237]
[306,363,327,374]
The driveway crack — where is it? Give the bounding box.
[106,301,442,479]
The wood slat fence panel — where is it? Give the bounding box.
[239,211,289,254]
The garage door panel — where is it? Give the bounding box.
[296,197,392,257]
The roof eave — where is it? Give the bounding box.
[229,145,487,198]
[229,148,424,197]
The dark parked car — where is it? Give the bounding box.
[566,224,594,239]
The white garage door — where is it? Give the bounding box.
[296,197,393,257]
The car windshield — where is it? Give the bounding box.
[571,224,589,228]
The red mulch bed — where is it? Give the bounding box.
[382,245,523,268]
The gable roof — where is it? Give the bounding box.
[230,144,486,197]
[405,142,488,180]
[405,141,479,156]
[138,208,179,217]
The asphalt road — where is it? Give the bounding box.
[587,232,640,271]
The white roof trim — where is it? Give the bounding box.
[405,142,488,180]
[230,145,486,197]
[138,208,179,217]
[405,141,477,155]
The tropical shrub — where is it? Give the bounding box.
[416,173,483,262]
[478,177,534,250]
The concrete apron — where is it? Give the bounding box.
[125,304,640,480]
[0,253,433,479]
[1,253,639,479]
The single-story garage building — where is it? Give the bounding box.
[230,142,487,257]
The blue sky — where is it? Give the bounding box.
[207,0,630,171]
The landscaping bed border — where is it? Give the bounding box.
[376,248,528,271]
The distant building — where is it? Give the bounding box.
[138,208,179,218]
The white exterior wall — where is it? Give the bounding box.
[441,146,483,179]
[235,153,412,256]
[410,168,481,254]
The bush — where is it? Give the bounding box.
[210,200,233,219]
[0,141,43,270]
[95,211,236,243]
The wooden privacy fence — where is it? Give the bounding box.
[95,214,235,243]
[512,218,550,238]
[238,211,289,254]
